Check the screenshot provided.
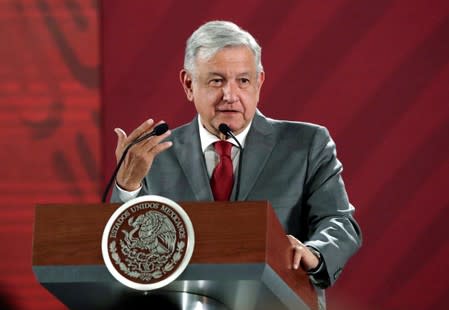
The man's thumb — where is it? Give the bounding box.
[114,128,127,146]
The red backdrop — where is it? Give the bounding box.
[0,0,448,309]
[102,1,449,309]
[0,1,99,309]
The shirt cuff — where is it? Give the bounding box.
[306,246,323,275]
[304,245,329,288]
[115,182,141,202]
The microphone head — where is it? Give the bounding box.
[154,123,169,136]
[218,123,231,136]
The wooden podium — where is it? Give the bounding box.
[33,201,318,309]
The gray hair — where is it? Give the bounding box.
[184,20,263,75]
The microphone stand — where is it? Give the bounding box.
[218,124,243,201]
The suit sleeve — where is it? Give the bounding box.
[303,126,362,288]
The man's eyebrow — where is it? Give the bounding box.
[207,72,224,77]
[207,72,251,76]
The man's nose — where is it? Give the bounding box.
[222,82,239,103]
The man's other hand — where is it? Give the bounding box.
[287,235,320,271]
[114,118,172,191]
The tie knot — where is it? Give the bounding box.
[214,140,233,157]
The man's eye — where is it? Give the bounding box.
[239,78,250,86]
[209,79,223,86]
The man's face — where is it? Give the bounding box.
[180,46,265,137]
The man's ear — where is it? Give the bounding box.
[180,69,194,101]
[257,71,265,89]
[255,71,265,104]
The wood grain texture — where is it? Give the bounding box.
[34,202,277,265]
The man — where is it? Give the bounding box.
[111,20,361,303]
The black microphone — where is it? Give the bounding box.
[218,123,243,201]
[132,123,169,144]
[102,123,169,203]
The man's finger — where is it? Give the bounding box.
[140,130,172,151]
[287,234,298,246]
[114,128,127,147]
[293,246,304,270]
[114,128,128,161]
[149,141,173,157]
[127,118,155,142]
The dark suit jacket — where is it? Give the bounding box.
[112,111,362,289]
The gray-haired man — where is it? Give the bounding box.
[112,20,362,308]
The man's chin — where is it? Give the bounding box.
[216,122,246,135]
[213,115,247,133]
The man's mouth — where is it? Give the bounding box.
[217,109,240,113]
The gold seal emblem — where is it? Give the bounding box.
[102,195,195,290]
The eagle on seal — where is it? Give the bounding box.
[124,211,176,255]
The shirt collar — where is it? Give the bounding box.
[197,115,251,152]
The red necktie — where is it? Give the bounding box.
[210,141,234,201]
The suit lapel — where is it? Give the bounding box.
[237,111,276,200]
[172,118,214,201]
[172,113,276,202]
